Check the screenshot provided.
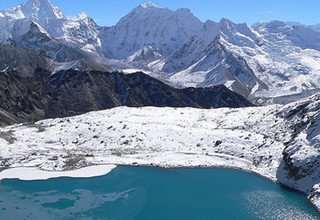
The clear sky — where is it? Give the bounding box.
[1,0,320,26]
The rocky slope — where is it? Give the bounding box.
[0,94,319,210]
[0,44,48,75]
[276,95,320,208]
[0,68,251,125]
[17,22,84,62]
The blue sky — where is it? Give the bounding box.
[1,0,320,26]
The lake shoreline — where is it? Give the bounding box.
[0,103,319,213]
[1,163,319,213]
[1,165,319,219]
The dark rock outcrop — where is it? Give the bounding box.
[0,44,48,76]
[0,68,253,125]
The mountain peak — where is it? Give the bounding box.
[139,2,158,9]
[219,18,236,26]
[75,12,89,20]
[25,0,50,4]
[128,1,160,15]
[175,8,193,15]
[21,0,65,20]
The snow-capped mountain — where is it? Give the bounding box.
[246,21,320,102]
[99,5,270,98]
[1,0,320,103]
[100,3,203,59]
[0,0,102,57]
[209,24,315,102]
[99,4,320,102]
[17,22,84,62]
[162,18,268,98]
[19,0,64,20]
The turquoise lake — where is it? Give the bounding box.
[0,166,319,220]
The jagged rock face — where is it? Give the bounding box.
[0,69,50,125]
[0,43,110,75]
[276,94,320,194]
[0,44,47,75]
[17,22,85,62]
[126,46,162,67]
[0,68,252,125]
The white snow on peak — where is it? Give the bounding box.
[0,0,64,21]
[139,2,158,9]
[103,3,203,59]
[21,0,65,20]
[74,12,89,20]
[0,0,102,55]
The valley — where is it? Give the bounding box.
[0,0,320,217]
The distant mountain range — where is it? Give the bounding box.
[1,0,320,104]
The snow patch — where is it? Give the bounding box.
[0,165,116,181]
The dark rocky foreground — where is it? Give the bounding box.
[0,68,252,125]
